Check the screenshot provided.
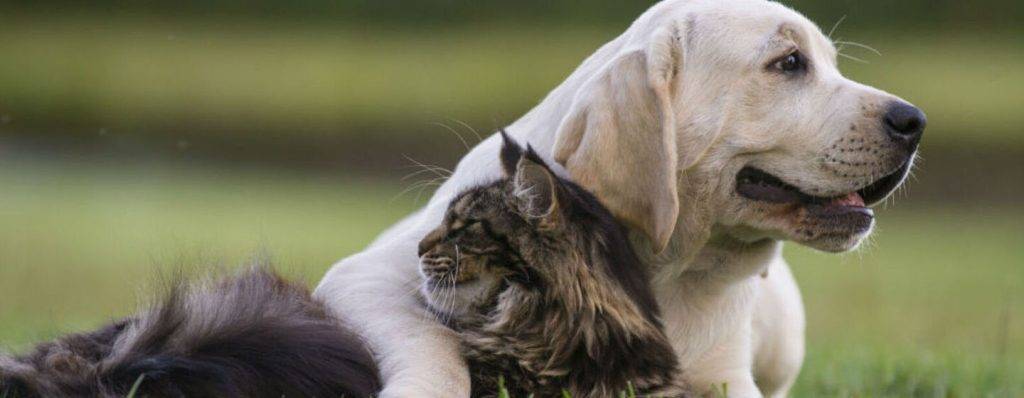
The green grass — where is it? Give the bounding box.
[0,14,1021,147]
[0,157,1021,396]
[125,375,145,398]
[0,157,421,345]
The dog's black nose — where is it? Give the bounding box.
[883,101,926,150]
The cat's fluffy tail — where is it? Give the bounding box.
[0,267,381,398]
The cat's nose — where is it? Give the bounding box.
[418,229,446,257]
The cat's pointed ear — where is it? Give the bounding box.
[499,129,524,177]
[512,146,562,225]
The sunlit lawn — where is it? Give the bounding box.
[789,208,1024,396]
[1,157,1021,395]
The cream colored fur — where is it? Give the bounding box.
[315,0,917,396]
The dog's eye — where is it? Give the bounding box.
[771,51,806,74]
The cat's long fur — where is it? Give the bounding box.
[0,267,380,397]
[417,132,686,397]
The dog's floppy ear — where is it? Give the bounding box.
[553,24,683,253]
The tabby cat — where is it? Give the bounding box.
[417,132,685,397]
[0,132,684,398]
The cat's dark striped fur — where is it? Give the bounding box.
[0,267,380,397]
[417,132,685,397]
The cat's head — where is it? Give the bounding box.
[417,131,657,323]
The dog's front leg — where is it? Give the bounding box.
[316,240,471,398]
[659,275,763,398]
[686,317,762,398]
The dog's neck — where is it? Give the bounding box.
[611,174,762,285]
[638,226,780,288]
[687,235,779,280]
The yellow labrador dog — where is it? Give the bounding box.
[315,0,925,396]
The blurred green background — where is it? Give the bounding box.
[0,0,1021,396]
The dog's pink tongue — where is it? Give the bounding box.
[828,192,866,207]
[807,191,872,218]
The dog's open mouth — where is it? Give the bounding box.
[736,161,910,215]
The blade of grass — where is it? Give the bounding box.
[125,374,145,398]
[497,376,510,398]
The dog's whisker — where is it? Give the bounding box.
[857,231,879,257]
[837,52,869,64]
[816,105,844,136]
[833,40,882,56]
[827,15,847,40]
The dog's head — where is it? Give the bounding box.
[553,0,924,255]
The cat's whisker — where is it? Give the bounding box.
[431,121,473,152]
[402,155,453,179]
[377,266,439,325]
[394,155,452,204]
[370,278,428,324]
[448,274,458,325]
[395,148,451,201]
[392,179,434,203]
[424,281,446,326]
[445,245,463,325]
[449,118,485,143]
[395,277,427,305]
[401,167,444,182]
[440,272,457,326]
[454,244,462,274]
[399,167,450,190]
[413,178,445,203]
[392,177,444,204]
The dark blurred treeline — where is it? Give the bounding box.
[4,0,1021,31]
[1,0,1021,196]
